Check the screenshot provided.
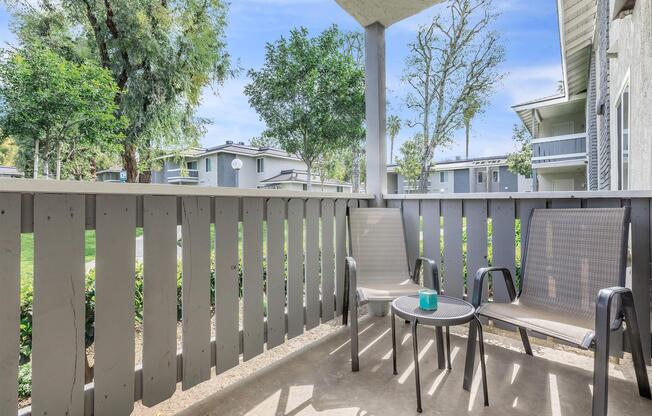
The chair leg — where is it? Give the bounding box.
[519,327,533,356]
[350,301,359,372]
[620,292,652,400]
[476,317,489,407]
[592,325,610,416]
[463,319,478,391]
[391,310,398,375]
[342,282,349,326]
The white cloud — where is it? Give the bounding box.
[502,64,563,104]
[196,78,265,147]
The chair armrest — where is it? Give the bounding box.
[596,286,631,331]
[344,257,357,301]
[471,267,517,308]
[413,257,440,293]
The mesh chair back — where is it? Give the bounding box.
[520,208,629,322]
[349,208,411,285]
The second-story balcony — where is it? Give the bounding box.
[531,133,587,170]
[167,168,200,185]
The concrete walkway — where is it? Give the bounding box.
[176,316,652,416]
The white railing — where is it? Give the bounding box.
[0,179,372,416]
[384,191,651,366]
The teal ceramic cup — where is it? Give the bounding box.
[419,289,438,311]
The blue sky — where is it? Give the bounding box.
[0,0,563,162]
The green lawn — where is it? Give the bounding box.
[20,228,144,294]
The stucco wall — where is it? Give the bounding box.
[537,111,586,137]
[197,155,218,187]
[608,0,652,190]
[537,170,587,191]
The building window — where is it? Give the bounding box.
[492,170,499,183]
[439,171,448,183]
[256,158,264,173]
[477,171,485,184]
[617,84,630,190]
[205,158,212,172]
[186,161,197,170]
[302,184,308,191]
[336,186,343,192]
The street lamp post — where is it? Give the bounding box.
[231,158,243,188]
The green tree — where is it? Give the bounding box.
[396,136,427,192]
[462,93,483,159]
[387,115,401,163]
[249,136,279,149]
[0,44,122,179]
[7,0,232,182]
[403,0,505,192]
[245,26,364,190]
[0,138,18,166]
[506,124,532,177]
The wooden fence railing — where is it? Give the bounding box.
[385,191,652,367]
[0,179,372,416]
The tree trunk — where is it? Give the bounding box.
[33,139,39,179]
[306,163,312,191]
[352,146,360,193]
[123,144,138,183]
[389,137,394,164]
[465,120,470,159]
[43,141,50,179]
[418,162,430,193]
[56,142,62,180]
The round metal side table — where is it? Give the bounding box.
[391,294,488,413]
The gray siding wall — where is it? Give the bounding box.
[597,0,611,190]
[453,169,469,193]
[499,166,518,192]
[587,50,598,190]
[217,154,236,187]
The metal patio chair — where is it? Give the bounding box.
[342,208,443,372]
[463,207,651,416]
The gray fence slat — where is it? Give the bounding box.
[465,200,488,301]
[242,198,264,361]
[335,199,347,316]
[215,197,240,372]
[321,200,335,322]
[287,199,305,338]
[266,199,286,349]
[491,199,516,303]
[142,196,178,406]
[549,199,581,208]
[358,199,368,208]
[348,200,359,209]
[442,200,463,298]
[403,200,420,274]
[421,200,440,282]
[94,195,136,415]
[181,196,212,389]
[32,194,85,416]
[631,199,651,365]
[305,199,321,330]
[584,198,621,208]
[0,194,20,416]
[387,199,401,209]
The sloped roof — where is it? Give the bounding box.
[558,0,596,97]
[260,169,352,187]
[335,0,444,27]
[0,166,23,177]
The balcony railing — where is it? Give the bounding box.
[531,133,587,168]
[0,179,372,416]
[167,168,200,184]
[1,181,650,415]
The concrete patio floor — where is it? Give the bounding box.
[176,316,652,416]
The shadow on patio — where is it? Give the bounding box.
[176,316,652,416]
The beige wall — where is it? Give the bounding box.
[537,170,587,191]
[608,0,652,190]
[538,111,586,138]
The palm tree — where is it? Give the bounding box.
[387,115,401,163]
[462,94,482,159]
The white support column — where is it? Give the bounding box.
[365,22,387,206]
